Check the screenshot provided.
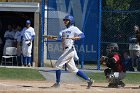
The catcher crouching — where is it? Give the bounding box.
[101,43,126,88]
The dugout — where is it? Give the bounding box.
[0,2,40,66]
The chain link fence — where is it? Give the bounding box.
[45,0,140,70]
[100,0,140,70]
[101,0,140,57]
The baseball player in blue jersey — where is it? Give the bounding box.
[49,15,93,89]
[20,20,35,67]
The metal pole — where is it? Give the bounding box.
[40,0,45,67]
[97,0,102,70]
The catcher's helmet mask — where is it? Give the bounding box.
[106,43,119,53]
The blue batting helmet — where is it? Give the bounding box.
[63,15,75,24]
[26,20,31,24]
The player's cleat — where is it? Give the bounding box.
[108,83,118,88]
[108,83,114,88]
[108,82,125,88]
[118,81,125,88]
[27,63,31,67]
[87,79,94,89]
[51,83,60,88]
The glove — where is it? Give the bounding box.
[27,42,31,46]
[100,56,108,65]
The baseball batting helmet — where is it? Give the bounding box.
[26,20,31,24]
[63,15,75,25]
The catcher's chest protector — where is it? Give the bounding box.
[108,53,125,72]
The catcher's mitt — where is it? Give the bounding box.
[100,56,108,65]
[43,35,58,39]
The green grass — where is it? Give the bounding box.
[0,67,140,84]
[0,67,45,81]
[123,73,140,84]
[86,72,140,84]
[86,72,107,83]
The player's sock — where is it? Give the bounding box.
[17,56,21,65]
[76,70,90,81]
[20,55,23,65]
[23,57,27,66]
[56,70,61,84]
[27,57,31,66]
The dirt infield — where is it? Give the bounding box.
[0,80,139,93]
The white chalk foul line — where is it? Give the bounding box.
[96,88,104,92]
[0,83,13,87]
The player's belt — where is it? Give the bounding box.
[65,46,73,49]
[25,39,31,41]
[65,47,69,49]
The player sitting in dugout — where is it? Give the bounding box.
[101,43,126,88]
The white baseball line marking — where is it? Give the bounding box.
[0,83,13,86]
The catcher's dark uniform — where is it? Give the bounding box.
[104,52,126,88]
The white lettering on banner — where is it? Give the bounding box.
[79,45,85,52]
[48,44,54,52]
[86,45,96,53]
[54,44,61,52]
[56,0,89,29]
[91,45,95,53]
[48,44,96,53]
[78,45,96,53]
[48,44,63,52]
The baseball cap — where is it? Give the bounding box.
[26,20,31,24]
